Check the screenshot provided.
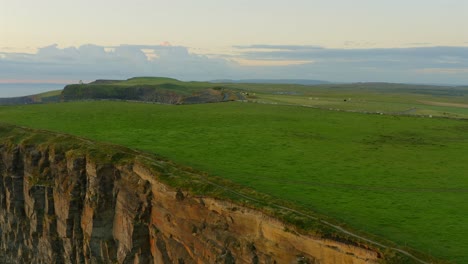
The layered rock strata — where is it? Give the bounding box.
[0,141,381,263]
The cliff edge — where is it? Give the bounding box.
[0,125,382,263]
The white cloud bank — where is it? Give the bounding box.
[1,44,468,85]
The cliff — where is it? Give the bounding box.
[0,125,382,263]
[62,83,244,104]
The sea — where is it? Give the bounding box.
[0,83,67,98]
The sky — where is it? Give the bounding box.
[1,0,468,87]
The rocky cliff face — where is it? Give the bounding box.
[62,84,245,105]
[0,138,381,263]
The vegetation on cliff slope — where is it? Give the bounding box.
[62,77,243,104]
[0,100,467,263]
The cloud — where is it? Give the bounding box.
[1,44,468,85]
[229,45,468,84]
[233,44,324,51]
[236,45,468,61]
[415,68,468,74]
[233,59,314,66]
[405,42,433,46]
[0,44,236,82]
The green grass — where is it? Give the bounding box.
[115,76,212,88]
[255,93,468,119]
[254,93,467,118]
[33,89,62,98]
[54,77,468,118]
[90,76,219,92]
[0,101,467,263]
[222,81,468,118]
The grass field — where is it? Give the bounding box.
[234,83,468,118]
[8,77,466,119]
[0,101,467,263]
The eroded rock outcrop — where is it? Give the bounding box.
[0,136,382,263]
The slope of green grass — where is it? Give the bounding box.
[33,89,62,98]
[30,89,62,103]
[0,101,467,262]
[117,76,212,88]
[88,76,217,92]
[0,89,63,105]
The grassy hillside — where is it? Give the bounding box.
[0,89,62,105]
[0,101,467,263]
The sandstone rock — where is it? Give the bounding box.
[0,143,381,264]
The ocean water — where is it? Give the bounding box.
[0,83,66,98]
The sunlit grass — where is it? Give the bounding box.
[0,101,467,262]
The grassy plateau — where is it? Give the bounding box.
[0,99,467,263]
[1,78,468,262]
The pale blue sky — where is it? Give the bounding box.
[1,0,467,85]
[1,0,467,51]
